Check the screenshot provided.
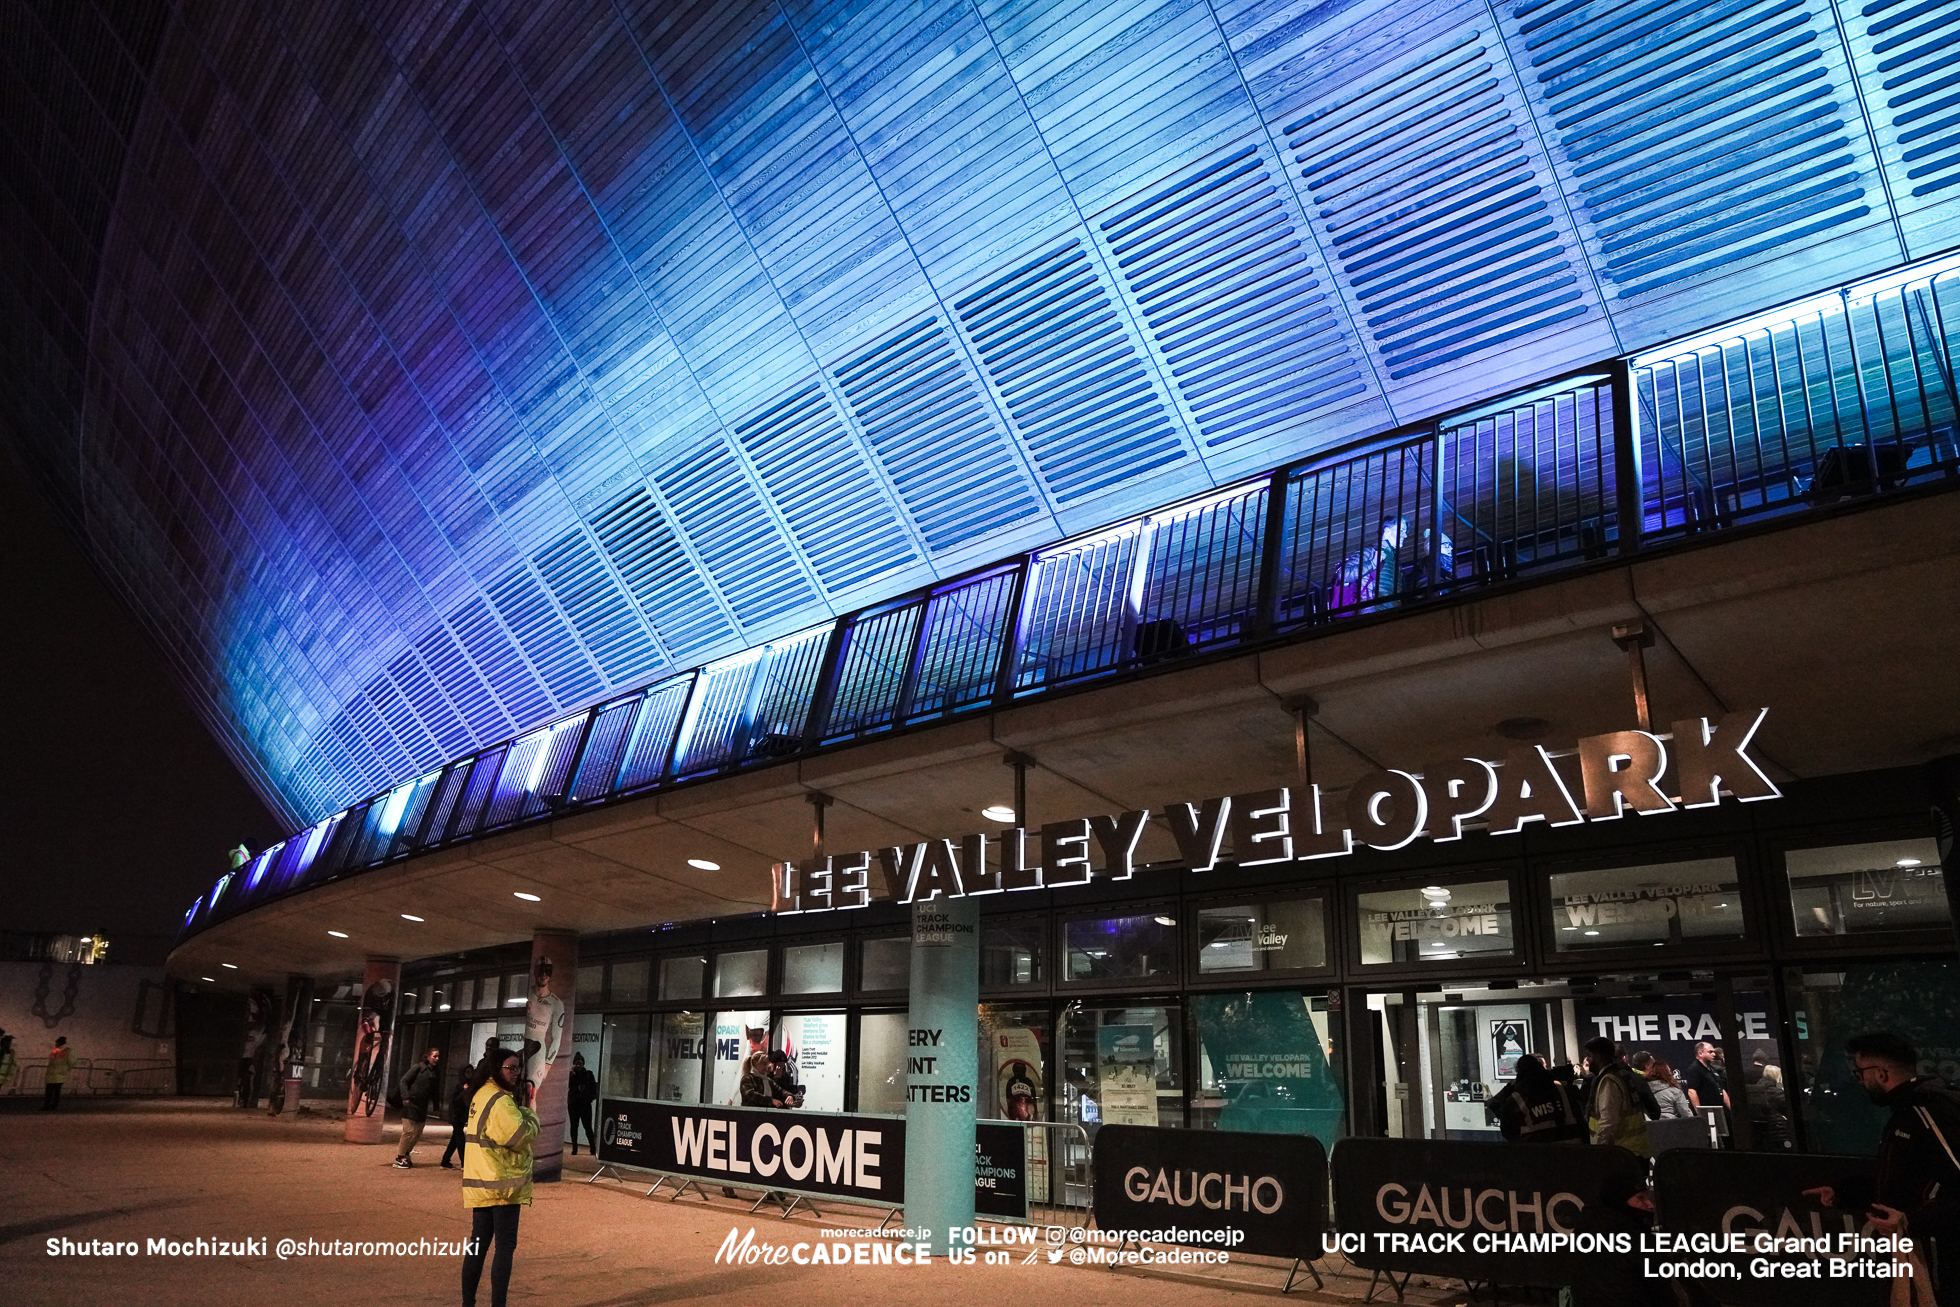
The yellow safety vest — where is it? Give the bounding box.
[47,1049,72,1083]
[463,1080,537,1208]
[1587,1067,1650,1157]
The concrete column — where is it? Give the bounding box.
[526,930,577,1182]
[270,975,314,1116]
[343,957,401,1143]
[903,896,978,1256]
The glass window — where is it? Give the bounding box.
[650,1011,704,1103]
[1064,914,1175,982]
[1191,991,1344,1149]
[658,955,705,1000]
[503,972,529,1008]
[859,937,910,991]
[602,1013,651,1099]
[417,984,434,1014]
[401,989,419,1016]
[782,942,843,994]
[610,959,650,1005]
[1786,838,1948,936]
[476,977,500,1009]
[715,949,768,998]
[1548,857,1744,951]
[982,921,1043,986]
[856,1012,910,1115]
[774,1011,845,1111]
[982,1004,1055,1203]
[1060,1003,1183,1128]
[1357,880,1514,964]
[708,1010,771,1105]
[1198,899,1328,973]
[576,965,604,1007]
[1787,962,1960,1153]
[432,984,453,1014]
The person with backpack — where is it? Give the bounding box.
[1804,1032,1960,1305]
[442,1043,495,1170]
[1488,1054,1584,1142]
[1582,1036,1655,1157]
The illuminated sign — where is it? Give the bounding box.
[780,709,1779,913]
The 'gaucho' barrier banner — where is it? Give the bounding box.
[1331,1138,1643,1287]
[1653,1149,1887,1307]
[1093,1124,1327,1259]
[598,1099,906,1205]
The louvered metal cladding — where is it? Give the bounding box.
[733,383,919,593]
[1635,263,1960,535]
[487,564,602,710]
[181,253,1960,935]
[615,677,696,793]
[449,597,548,737]
[1286,30,1586,379]
[569,696,642,803]
[387,647,475,759]
[1841,0,1960,203]
[416,622,512,746]
[832,318,1042,551]
[588,487,736,663]
[534,526,665,687]
[955,241,1187,502]
[1515,0,1870,300]
[655,439,818,631]
[1100,144,1367,447]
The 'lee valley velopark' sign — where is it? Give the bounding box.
[778,710,1779,911]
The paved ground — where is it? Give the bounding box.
[0,1098,1460,1307]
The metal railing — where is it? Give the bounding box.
[182,254,1960,941]
[3,1058,175,1096]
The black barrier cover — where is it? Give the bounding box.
[1092,1125,1326,1259]
[975,1122,1028,1219]
[1331,1138,1643,1287]
[1653,1150,1886,1307]
[598,1098,906,1204]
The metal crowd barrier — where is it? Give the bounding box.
[1,1058,176,1096]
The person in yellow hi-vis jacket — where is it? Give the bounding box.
[43,1037,72,1111]
[460,1047,537,1307]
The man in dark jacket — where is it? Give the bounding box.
[392,1047,442,1169]
[1566,1172,1671,1307]
[1806,1032,1960,1305]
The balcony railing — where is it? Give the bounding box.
[182,256,1960,941]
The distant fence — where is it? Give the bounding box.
[3,1057,175,1097]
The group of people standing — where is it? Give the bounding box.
[0,1029,73,1110]
[1495,1031,1960,1307]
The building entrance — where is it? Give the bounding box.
[1367,976,1787,1145]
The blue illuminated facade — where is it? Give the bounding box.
[3,0,1958,825]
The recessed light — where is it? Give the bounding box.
[401,914,424,922]
[1583,930,1600,936]
[1898,858,1923,868]
[513,891,541,902]
[1420,886,1451,901]
[1153,915,1177,926]
[327,930,349,939]
[1561,926,1577,931]
[980,805,1017,823]
[201,977,215,982]
[686,858,720,871]
[221,962,238,969]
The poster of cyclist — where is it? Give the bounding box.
[342,959,400,1144]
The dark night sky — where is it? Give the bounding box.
[1,449,279,964]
